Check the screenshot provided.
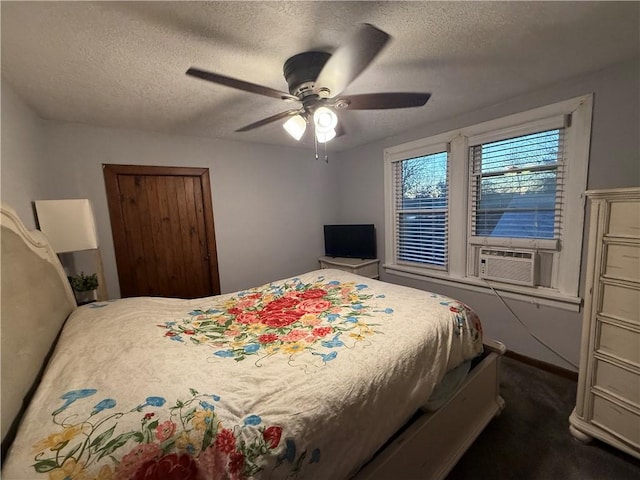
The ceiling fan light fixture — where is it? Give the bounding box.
[313,107,338,133]
[283,115,307,141]
[316,128,336,143]
[186,24,431,153]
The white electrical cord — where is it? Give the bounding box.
[484,280,580,369]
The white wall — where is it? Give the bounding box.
[335,58,640,370]
[0,80,49,228]
[38,122,340,297]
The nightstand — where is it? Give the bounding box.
[318,256,380,279]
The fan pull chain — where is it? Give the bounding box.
[312,124,328,163]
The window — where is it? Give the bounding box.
[384,95,593,310]
[393,151,449,268]
[470,129,564,241]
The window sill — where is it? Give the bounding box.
[383,263,582,312]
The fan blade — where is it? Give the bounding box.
[235,110,303,132]
[315,24,390,97]
[336,92,431,110]
[186,67,298,101]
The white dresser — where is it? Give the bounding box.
[318,256,380,279]
[569,187,640,459]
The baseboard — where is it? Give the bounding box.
[504,350,578,381]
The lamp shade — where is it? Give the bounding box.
[35,199,99,253]
[313,107,338,133]
[316,128,336,143]
[283,115,307,141]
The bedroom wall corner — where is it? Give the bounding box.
[0,79,49,229]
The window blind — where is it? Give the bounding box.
[393,151,449,268]
[470,128,565,240]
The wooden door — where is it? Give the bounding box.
[103,164,220,299]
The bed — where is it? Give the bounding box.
[0,202,505,480]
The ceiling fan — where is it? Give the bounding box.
[186,23,431,144]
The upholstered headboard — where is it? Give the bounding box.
[0,203,76,446]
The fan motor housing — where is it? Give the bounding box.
[283,51,331,97]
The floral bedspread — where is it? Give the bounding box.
[2,269,483,480]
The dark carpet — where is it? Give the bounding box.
[446,356,640,480]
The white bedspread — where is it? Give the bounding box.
[2,269,483,480]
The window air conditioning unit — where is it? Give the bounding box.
[479,248,539,286]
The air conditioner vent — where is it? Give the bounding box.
[479,248,539,286]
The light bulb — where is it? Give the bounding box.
[283,115,306,141]
[313,107,338,133]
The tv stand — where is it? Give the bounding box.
[318,256,380,279]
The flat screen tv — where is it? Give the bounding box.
[324,224,376,259]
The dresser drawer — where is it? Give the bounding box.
[594,359,640,406]
[608,201,640,238]
[597,321,640,366]
[604,243,640,283]
[600,283,640,325]
[591,395,640,448]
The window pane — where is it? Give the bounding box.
[473,130,562,239]
[399,153,448,206]
[395,151,448,267]
[479,130,560,172]
[398,212,447,265]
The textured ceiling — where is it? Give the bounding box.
[1,1,638,152]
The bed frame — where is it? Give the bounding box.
[354,338,505,479]
[0,202,505,478]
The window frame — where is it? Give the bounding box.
[384,94,593,311]
[393,146,450,271]
[385,137,452,273]
[468,127,565,245]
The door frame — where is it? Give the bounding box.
[103,164,221,297]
